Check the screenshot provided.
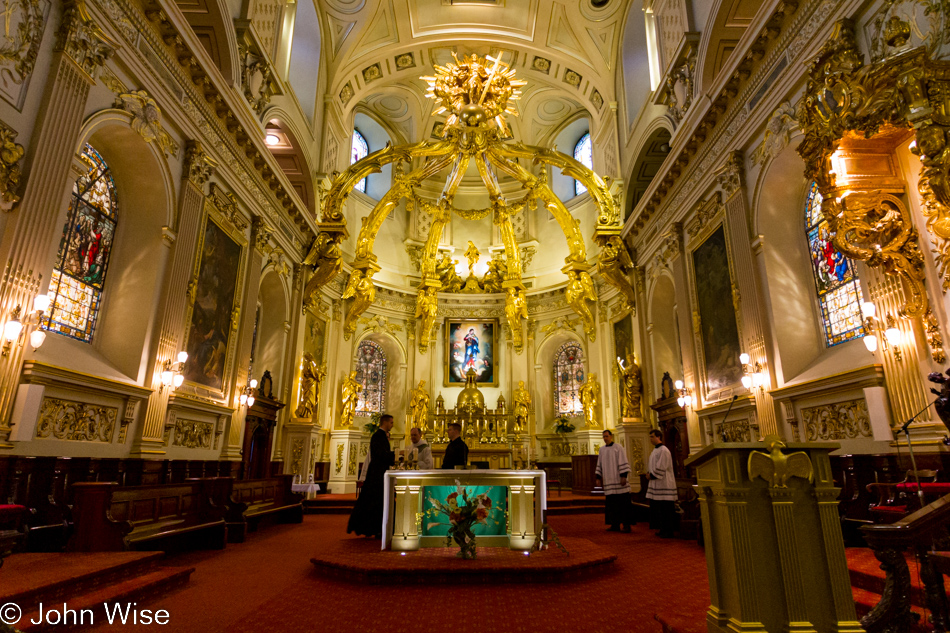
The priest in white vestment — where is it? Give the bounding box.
[406,427,433,469]
[647,428,677,538]
[595,429,633,532]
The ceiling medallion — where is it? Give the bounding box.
[303,53,635,353]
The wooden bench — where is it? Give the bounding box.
[69,481,226,552]
[226,475,303,542]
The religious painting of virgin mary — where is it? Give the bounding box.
[183,218,243,391]
[445,320,498,386]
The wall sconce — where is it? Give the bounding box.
[739,352,766,390]
[2,295,50,356]
[159,351,189,393]
[861,302,902,360]
[674,380,693,408]
[239,379,259,407]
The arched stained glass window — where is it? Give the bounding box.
[805,181,865,346]
[554,342,585,416]
[351,129,368,193]
[43,144,118,342]
[573,132,592,197]
[355,340,386,415]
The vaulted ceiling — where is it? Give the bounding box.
[319,0,634,144]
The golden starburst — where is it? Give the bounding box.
[421,53,525,134]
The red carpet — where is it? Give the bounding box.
[77,513,709,633]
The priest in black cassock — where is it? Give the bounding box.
[441,422,468,469]
[347,414,395,538]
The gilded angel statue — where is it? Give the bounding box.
[303,232,343,308]
[579,374,602,429]
[341,268,376,340]
[408,380,430,431]
[340,371,362,428]
[294,352,326,419]
[565,269,597,340]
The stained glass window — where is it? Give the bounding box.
[355,340,386,415]
[573,132,592,196]
[352,129,368,193]
[554,342,585,416]
[805,181,865,346]
[42,144,118,342]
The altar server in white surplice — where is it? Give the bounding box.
[595,429,633,532]
[406,427,433,469]
[647,428,677,538]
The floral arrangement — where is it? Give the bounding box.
[426,482,504,559]
[363,412,381,435]
[553,416,575,434]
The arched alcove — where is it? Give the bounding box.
[263,116,315,215]
[534,329,587,431]
[353,330,407,428]
[627,125,672,218]
[695,0,758,95]
[174,0,240,86]
[648,272,681,385]
[753,138,871,384]
[255,270,290,394]
[33,114,174,384]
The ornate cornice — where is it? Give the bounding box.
[183,140,215,188]
[55,0,114,77]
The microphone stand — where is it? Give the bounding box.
[900,399,938,508]
[716,395,740,443]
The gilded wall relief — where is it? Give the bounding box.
[801,399,872,441]
[0,0,48,109]
[347,445,357,476]
[172,418,214,449]
[719,418,751,443]
[335,443,344,474]
[291,438,303,474]
[36,397,117,443]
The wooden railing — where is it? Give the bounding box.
[861,494,950,633]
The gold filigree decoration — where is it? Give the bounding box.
[0,120,24,210]
[0,0,44,87]
[801,399,872,441]
[925,307,947,364]
[335,443,344,474]
[796,17,950,317]
[347,444,357,476]
[36,397,117,443]
[291,438,303,475]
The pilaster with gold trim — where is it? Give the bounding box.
[0,0,114,443]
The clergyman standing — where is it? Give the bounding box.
[647,428,677,538]
[347,414,395,538]
[407,427,433,469]
[595,429,633,532]
[441,422,468,469]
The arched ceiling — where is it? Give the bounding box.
[317,0,634,143]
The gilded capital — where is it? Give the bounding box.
[183,141,215,188]
[252,215,274,252]
[716,150,745,198]
[55,0,115,77]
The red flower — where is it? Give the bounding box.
[483,498,492,508]
[447,492,459,501]
[449,512,461,523]
[476,508,489,520]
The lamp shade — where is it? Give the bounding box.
[863,334,878,352]
[674,380,684,390]
[861,301,876,319]
[173,373,185,388]
[3,318,22,342]
[247,395,255,407]
[885,326,901,346]
[741,375,752,389]
[250,379,258,389]
[177,351,189,363]
[160,369,174,385]
[29,329,46,350]
[32,294,50,314]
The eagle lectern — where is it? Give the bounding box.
[685,439,862,633]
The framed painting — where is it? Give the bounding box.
[691,224,742,396]
[445,319,498,387]
[182,214,244,394]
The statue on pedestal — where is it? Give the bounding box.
[513,380,530,433]
[579,374,602,429]
[340,370,362,428]
[294,352,326,419]
[408,379,430,431]
[617,353,642,419]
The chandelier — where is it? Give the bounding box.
[303,53,636,354]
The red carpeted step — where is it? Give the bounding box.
[17,566,193,633]
[1,552,164,606]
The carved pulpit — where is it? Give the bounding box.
[650,372,690,477]
[242,373,286,480]
[685,439,861,633]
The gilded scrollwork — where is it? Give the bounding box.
[55,0,114,77]
[0,0,45,104]
[925,307,947,364]
[801,399,872,441]
[36,397,117,443]
[335,443,344,474]
[347,444,357,476]
[291,438,303,475]
[0,120,23,210]
[114,90,178,157]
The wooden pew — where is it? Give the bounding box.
[69,480,226,552]
[226,475,303,543]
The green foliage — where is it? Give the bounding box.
[363,412,381,435]
[553,416,575,434]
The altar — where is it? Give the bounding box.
[381,470,546,551]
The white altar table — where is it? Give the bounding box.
[381,469,546,551]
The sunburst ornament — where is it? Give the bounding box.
[422,53,525,133]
